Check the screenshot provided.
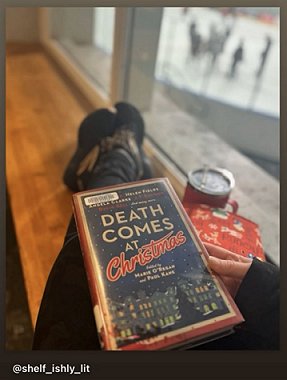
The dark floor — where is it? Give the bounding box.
[6,191,34,350]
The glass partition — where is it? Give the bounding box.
[50,7,115,96]
[49,6,279,178]
[155,7,279,116]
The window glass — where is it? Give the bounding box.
[49,7,279,179]
[93,7,114,54]
[156,7,279,116]
[145,7,279,179]
[50,7,115,96]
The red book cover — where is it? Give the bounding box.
[186,204,265,261]
[72,178,244,350]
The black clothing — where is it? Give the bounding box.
[230,44,243,78]
[34,134,141,350]
[33,233,100,350]
[256,37,272,78]
[199,258,279,350]
[234,258,279,349]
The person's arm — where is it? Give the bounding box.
[205,243,280,349]
[234,258,279,349]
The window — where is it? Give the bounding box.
[46,7,279,177]
[156,8,279,116]
[50,7,115,97]
[151,7,279,177]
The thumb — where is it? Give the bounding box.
[208,255,251,279]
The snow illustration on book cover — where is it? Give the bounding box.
[76,179,236,349]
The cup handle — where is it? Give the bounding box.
[227,199,239,214]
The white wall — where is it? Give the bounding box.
[6,8,39,42]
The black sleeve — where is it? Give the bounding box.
[234,258,280,349]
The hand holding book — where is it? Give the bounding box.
[73,178,244,350]
[205,243,252,298]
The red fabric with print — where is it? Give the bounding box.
[185,204,266,261]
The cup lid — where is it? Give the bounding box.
[188,167,235,196]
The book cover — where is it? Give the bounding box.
[186,204,266,261]
[72,178,244,350]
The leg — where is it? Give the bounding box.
[33,106,150,350]
[63,102,152,192]
[63,146,143,246]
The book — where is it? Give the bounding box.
[72,178,244,350]
[186,204,266,261]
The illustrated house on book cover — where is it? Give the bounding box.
[72,178,244,350]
